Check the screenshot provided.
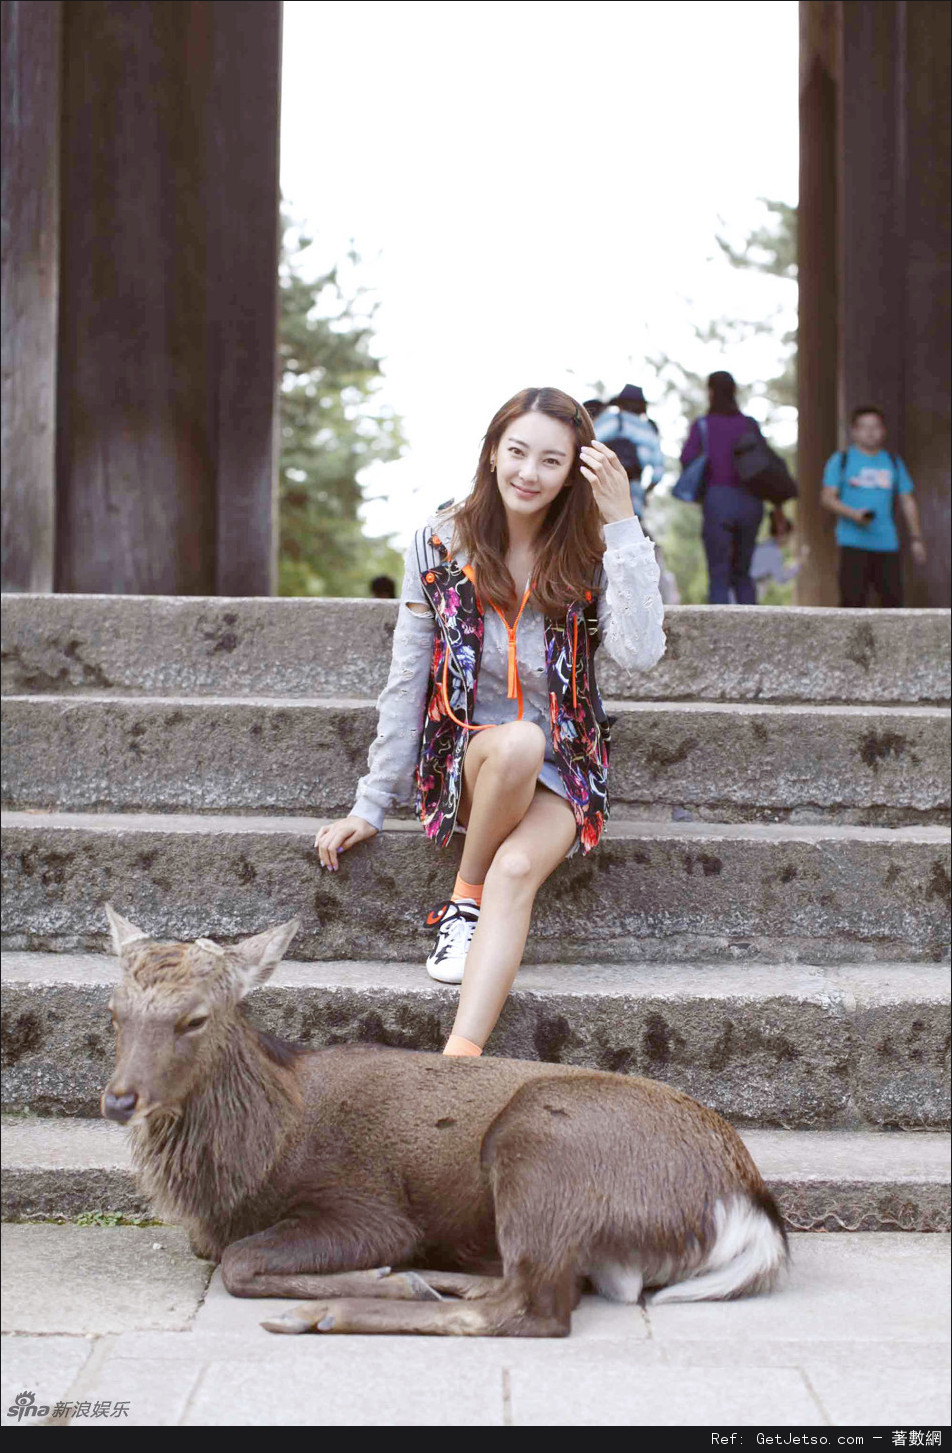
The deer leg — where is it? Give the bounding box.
[262,1272,574,1338]
[390,1269,508,1300]
[264,1268,535,1305]
[392,1269,582,1306]
[237,1267,446,1301]
[231,1265,506,1304]
[220,1213,426,1300]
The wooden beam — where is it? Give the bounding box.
[797,0,840,605]
[54,1,281,594]
[901,0,951,607]
[1,0,61,593]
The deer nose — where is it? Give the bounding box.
[103,1090,138,1123]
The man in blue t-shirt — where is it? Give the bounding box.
[820,405,927,607]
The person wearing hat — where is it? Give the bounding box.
[595,385,678,603]
[594,384,665,522]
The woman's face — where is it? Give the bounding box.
[494,411,576,519]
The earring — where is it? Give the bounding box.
[490,454,496,471]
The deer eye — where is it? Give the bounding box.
[180,1014,209,1035]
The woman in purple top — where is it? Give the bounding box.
[681,371,763,604]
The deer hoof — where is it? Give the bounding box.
[261,1301,328,1335]
[386,1271,443,1301]
[261,1312,311,1335]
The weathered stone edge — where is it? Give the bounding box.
[3,975,949,1129]
[772,1180,951,1233]
[3,597,949,703]
[3,816,950,965]
[4,694,949,820]
[1,1167,153,1220]
[3,1164,947,1233]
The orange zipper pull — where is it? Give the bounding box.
[490,581,532,717]
[506,630,518,699]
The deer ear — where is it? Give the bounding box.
[105,903,150,957]
[229,919,300,996]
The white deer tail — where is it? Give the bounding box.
[650,1197,788,1306]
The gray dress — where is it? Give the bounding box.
[351,511,666,832]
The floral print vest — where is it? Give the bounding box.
[413,526,612,854]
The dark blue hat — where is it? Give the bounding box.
[614,383,646,408]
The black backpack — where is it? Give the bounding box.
[733,424,798,504]
[598,413,648,481]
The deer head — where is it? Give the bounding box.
[101,905,299,1125]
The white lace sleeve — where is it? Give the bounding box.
[597,516,666,672]
[350,532,436,830]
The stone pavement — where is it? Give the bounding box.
[2,1225,949,1428]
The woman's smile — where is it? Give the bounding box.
[494,412,577,521]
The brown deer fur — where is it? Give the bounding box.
[101,908,788,1337]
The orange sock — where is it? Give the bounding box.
[452,874,483,905]
[443,1034,482,1057]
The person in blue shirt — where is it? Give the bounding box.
[594,384,665,522]
[595,385,679,602]
[820,405,927,607]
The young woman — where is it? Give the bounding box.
[315,386,666,1057]
[681,370,764,605]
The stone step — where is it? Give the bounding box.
[3,953,948,1129]
[3,694,949,824]
[3,812,949,964]
[2,1115,948,1232]
[3,595,949,704]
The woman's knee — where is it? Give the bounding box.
[487,845,537,891]
[485,721,546,778]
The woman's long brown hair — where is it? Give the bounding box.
[449,387,604,616]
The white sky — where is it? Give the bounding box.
[280,0,799,546]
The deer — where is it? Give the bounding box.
[100,906,789,1337]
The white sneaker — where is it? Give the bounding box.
[425,898,480,984]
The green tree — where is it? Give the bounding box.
[278,222,406,597]
[648,200,798,604]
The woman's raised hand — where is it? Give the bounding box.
[579,440,636,525]
[314,815,377,871]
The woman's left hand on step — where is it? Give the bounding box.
[314,815,378,870]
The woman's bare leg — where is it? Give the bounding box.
[456,722,546,884]
[449,786,577,1048]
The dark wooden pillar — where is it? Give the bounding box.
[797,0,951,607]
[204,5,283,596]
[1,0,61,593]
[901,0,951,608]
[797,0,839,605]
[55,0,281,595]
[838,2,906,435]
